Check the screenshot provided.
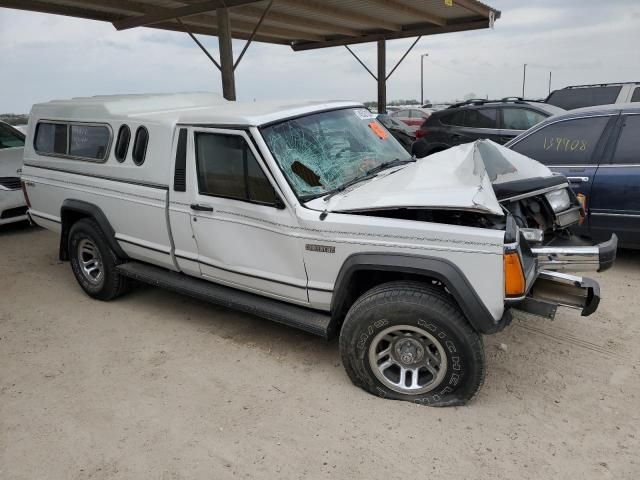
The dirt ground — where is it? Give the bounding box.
[1,223,638,480]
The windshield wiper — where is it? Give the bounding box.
[322,157,415,202]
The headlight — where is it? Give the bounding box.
[545,189,571,213]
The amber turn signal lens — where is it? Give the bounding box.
[576,193,587,225]
[504,252,525,297]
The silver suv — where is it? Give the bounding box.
[546,82,640,110]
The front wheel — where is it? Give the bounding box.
[339,281,485,406]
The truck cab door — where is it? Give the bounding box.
[168,127,201,276]
[186,127,309,305]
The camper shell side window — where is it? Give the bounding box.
[34,121,112,162]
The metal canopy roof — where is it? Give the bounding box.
[0,0,500,109]
[0,0,499,48]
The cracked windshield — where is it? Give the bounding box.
[262,108,411,199]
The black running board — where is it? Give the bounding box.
[116,262,331,338]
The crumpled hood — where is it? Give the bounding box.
[305,139,553,216]
[0,147,24,177]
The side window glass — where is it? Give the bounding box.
[502,108,546,130]
[510,116,610,165]
[69,125,110,160]
[442,111,464,126]
[631,88,640,103]
[547,86,622,110]
[465,108,497,128]
[132,126,149,166]
[195,132,277,205]
[611,115,640,165]
[35,122,67,155]
[0,123,25,149]
[114,125,131,162]
[247,150,278,204]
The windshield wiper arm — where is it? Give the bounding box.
[322,157,415,202]
[364,157,415,176]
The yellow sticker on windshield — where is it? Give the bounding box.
[369,122,388,140]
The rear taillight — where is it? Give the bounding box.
[415,128,427,138]
[21,180,31,208]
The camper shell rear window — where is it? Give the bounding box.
[34,121,112,162]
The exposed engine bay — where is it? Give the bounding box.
[353,183,582,245]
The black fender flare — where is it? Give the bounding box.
[330,253,510,335]
[59,199,127,261]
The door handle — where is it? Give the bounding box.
[190,203,213,212]
[567,176,589,183]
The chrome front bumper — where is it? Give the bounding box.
[530,234,617,273]
[514,270,600,319]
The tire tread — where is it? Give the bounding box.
[339,281,485,406]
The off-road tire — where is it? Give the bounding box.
[339,281,485,406]
[68,218,130,301]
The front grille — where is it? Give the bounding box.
[1,206,28,219]
[0,177,21,190]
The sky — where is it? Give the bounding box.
[1,0,639,113]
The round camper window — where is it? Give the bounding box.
[114,124,131,162]
[132,126,149,166]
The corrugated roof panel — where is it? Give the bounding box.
[0,0,499,46]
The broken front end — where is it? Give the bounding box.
[315,139,616,320]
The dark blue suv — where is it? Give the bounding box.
[411,98,563,157]
[506,103,640,248]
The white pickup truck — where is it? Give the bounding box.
[22,93,616,406]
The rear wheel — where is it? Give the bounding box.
[339,281,485,406]
[68,218,130,300]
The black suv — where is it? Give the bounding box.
[411,98,564,157]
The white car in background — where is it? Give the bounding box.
[0,121,28,225]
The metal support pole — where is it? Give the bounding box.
[522,63,527,98]
[377,39,386,114]
[344,45,377,81]
[234,0,273,71]
[178,18,221,71]
[420,53,428,106]
[421,55,424,106]
[548,71,552,96]
[385,35,421,81]
[217,7,236,101]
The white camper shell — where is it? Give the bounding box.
[22,93,613,406]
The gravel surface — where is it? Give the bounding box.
[1,223,639,479]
